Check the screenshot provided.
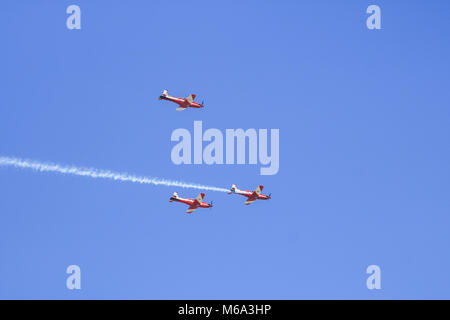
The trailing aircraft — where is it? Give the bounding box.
[169,192,213,213]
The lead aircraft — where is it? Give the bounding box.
[159,89,204,111]
[228,185,271,205]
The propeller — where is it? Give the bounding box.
[268,193,272,198]
[210,201,213,208]
[201,100,205,107]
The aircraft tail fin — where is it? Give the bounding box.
[228,184,237,194]
[159,89,169,100]
[169,191,179,202]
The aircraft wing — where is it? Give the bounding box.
[185,94,196,104]
[176,99,191,111]
[193,193,205,206]
[245,198,256,205]
[186,204,199,214]
[248,185,264,199]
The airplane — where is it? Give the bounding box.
[159,89,204,111]
[228,184,271,205]
[169,192,213,213]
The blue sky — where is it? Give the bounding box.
[0,0,449,299]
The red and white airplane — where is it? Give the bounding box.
[159,90,204,111]
[228,185,271,205]
[169,192,213,213]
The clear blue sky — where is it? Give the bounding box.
[1,0,449,299]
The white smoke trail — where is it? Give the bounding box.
[0,156,229,193]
